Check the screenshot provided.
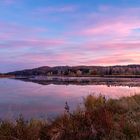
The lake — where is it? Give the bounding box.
[0,78,140,119]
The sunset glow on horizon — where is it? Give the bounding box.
[0,0,140,72]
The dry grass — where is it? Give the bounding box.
[0,94,140,140]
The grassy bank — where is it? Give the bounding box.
[0,94,140,140]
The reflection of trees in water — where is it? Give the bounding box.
[17,78,140,87]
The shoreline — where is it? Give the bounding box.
[14,76,140,87]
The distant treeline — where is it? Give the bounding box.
[0,73,15,78]
[7,65,140,77]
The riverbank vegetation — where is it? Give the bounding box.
[0,94,140,140]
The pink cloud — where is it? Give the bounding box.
[0,38,66,51]
[0,21,47,38]
[63,6,140,44]
[3,38,138,67]
[72,20,140,38]
[0,21,65,49]
[83,52,140,66]
[80,42,140,52]
[5,51,85,68]
[17,51,140,67]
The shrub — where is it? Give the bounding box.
[0,94,139,140]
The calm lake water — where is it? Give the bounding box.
[0,78,140,119]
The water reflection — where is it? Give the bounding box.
[0,78,140,119]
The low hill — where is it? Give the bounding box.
[6,65,140,77]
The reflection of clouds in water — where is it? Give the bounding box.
[0,78,140,119]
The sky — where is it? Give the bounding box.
[0,0,140,72]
